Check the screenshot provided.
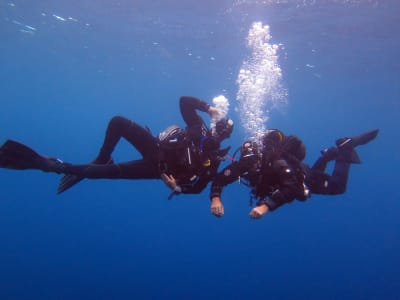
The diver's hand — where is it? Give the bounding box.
[250,204,269,219]
[161,173,177,190]
[211,196,224,217]
[208,106,221,119]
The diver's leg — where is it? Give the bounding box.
[327,160,351,194]
[59,159,160,179]
[55,159,159,193]
[322,131,374,193]
[307,129,378,196]
[311,147,338,172]
[95,116,159,163]
[308,146,349,195]
[334,129,379,164]
[58,117,159,194]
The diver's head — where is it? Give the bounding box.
[201,118,233,156]
[214,118,234,142]
[282,135,306,161]
[262,129,285,147]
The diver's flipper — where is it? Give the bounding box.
[0,139,47,170]
[335,129,379,164]
[57,174,84,194]
[57,158,113,194]
[336,129,379,150]
[0,139,66,172]
[350,150,361,164]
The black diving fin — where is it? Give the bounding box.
[57,174,84,194]
[0,139,48,170]
[0,139,65,172]
[57,158,113,194]
[336,129,379,150]
[335,129,379,164]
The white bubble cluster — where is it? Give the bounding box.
[213,95,230,119]
[210,95,230,134]
[236,22,287,142]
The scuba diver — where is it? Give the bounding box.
[0,96,234,200]
[209,128,379,219]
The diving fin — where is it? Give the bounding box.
[57,158,113,194]
[57,174,84,194]
[344,149,361,164]
[335,129,379,164]
[0,139,66,172]
[0,139,48,170]
[336,129,379,150]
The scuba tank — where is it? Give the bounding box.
[158,125,194,173]
[158,125,184,147]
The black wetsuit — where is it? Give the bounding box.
[210,140,352,212]
[303,149,350,195]
[210,147,307,211]
[63,96,223,194]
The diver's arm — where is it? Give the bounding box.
[166,169,213,195]
[161,173,208,197]
[250,204,270,219]
[210,196,224,217]
[179,158,223,195]
[179,96,220,127]
[209,163,225,217]
[180,176,209,194]
[209,161,243,217]
[209,161,242,198]
[161,173,180,191]
[264,166,305,212]
[209,182,226,217]
[180,96,210,127]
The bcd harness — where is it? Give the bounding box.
[236,139,309,206]
[158,124,220,199]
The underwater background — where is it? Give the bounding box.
[0,1,399,299]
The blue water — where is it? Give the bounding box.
[1,1,399,299]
